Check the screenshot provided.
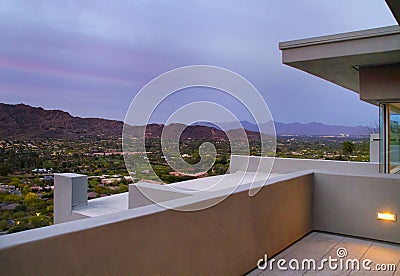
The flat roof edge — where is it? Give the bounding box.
[279,25,400,50]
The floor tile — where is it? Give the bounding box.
[370,241,400,254]
[304,247,365,275]
[335,237,373,254]
[301,232,317,241]
[304,269,350,276]
[394,260,400,276]
[246,232,400,276]
[247,267,262,276]
[295,237,340,255]
[349,246,400,276]
[312,232,344,242]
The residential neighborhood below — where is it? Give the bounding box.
[0,103,372,234]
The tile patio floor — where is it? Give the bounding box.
[247,232,400,275]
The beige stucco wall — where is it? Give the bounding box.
[313,172,400,243]
[0,174,313,275]
[230,155,379,175]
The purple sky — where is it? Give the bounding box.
[0,1,397,126]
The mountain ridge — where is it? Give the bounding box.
[0,103,372,140]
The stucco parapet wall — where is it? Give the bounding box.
[1,157,388,250]
[230,155,379,175]
[0,169,313,251]
[313,169,400,179]
[67,156,379,220]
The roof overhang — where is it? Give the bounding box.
[279,25,400,97]
[386,0,400,24]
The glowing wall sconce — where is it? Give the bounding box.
[377,212,397,222]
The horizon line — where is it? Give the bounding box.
[0,102,376,128]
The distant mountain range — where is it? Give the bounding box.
[0,103,372,141]
[203,121,372,136]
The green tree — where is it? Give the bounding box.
[94,169,103,175]
[46,205,53,213]
[0,164,10,176]
[88,178,99,188]
[3,194,22,203]
[212,164,227,175]
[342,141,355,156]
[24,192,39,207]
[32,177,42,186]
[8,178,22,188]
[118,183,128,193]
[22,185,30,195]
[0,220,8,231]
[219,154,227,165]
[94,186,106,195]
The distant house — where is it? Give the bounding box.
[44,185,54,191]
[123,176,134,182]
[0,203,20,211]
[137,179,162,185]
[6,219,15,226]
[169,171,208,178]
[30,185,43,193]
[100,178,121,185]
[32,168,53,174]
[0,185,21,195]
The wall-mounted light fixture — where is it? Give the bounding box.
[377,212,397,222]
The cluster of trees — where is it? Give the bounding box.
[88,177,129,196]
[0,136,371,234]
[0,139,128,176]
[0,186,53,233]
[276,137,369,162]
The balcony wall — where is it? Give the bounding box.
[0,172,313,275]
[314,172,400,243]
[230,155,379,174]
[0,156,398,274]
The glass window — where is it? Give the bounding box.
[389,103,400,174]
[379,104,386,173]
[380,103,400,174]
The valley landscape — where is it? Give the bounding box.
[0,103,371,234]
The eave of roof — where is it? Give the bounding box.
[279,25,400,95]
[279,25,400,50]
[386,0,400,24]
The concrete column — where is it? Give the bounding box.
[370,133,380,163]
[54,173,88,224]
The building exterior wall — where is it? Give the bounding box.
[360,63,400,104]
[313,172,400,243]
